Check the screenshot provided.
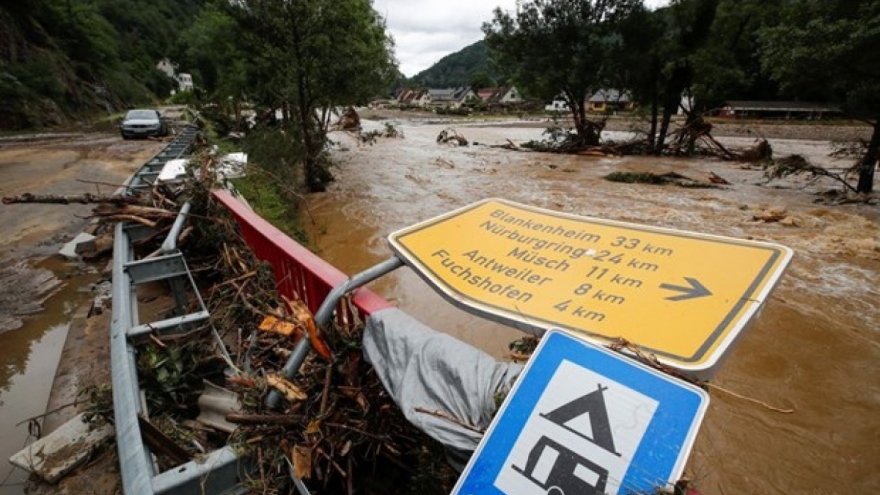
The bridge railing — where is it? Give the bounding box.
[211,189,393,324]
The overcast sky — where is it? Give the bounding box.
[373,0,669,77]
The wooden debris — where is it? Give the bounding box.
[292,445,313,479]
[267,373,308,402]
[2,192,144,205]
[258,315,300,337]
[708,172,731,184]
[735,138,772,162]
[226,413,303,426]
[414,406,485,433]
[138,415,193,465]
[436,128,468,146]
[284,295,331,359]
[332,106,361,131]
[752,207,788,223]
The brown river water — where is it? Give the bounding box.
[304,119,879,495]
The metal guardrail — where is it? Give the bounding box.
[111,129,397,495]
[111,127,244,495]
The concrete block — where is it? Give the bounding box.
[9,413,114,484]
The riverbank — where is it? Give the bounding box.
[361,108,874,142]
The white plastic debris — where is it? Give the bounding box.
[58,232,97,259]
[157,158,189,182]
[216,152,247,179]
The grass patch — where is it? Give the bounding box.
[604,171,671,184]
[229,169,309,246]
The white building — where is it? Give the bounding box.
[545,95,570,112]
[156,58,176,78]
[176,73,194,92]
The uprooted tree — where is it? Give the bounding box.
[759,0,880,193]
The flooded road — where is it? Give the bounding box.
[0,134,163,493]
[305,120,879,494]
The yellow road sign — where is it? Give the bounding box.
[388,199,792,377]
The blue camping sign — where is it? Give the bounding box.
[452,329,709,495]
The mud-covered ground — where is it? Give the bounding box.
[0,134,164,332]
[0,133,164,495]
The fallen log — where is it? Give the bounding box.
[92,203,177,219]
[2,192,143,205]
[226,413,303,426]
[138,415,193,465]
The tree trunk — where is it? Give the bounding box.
[654,97,675,154]
[649,82,659,149]
[568,95,600,147]
[856,120,879,194]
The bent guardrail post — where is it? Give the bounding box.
[267,256,405,408]
[160,201,191,254]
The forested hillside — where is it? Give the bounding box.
[0,0,203,129]
[407,40,504,88]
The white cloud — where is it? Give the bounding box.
[373,0,670,77]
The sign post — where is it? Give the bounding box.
[388,198,792,378]
[451,329,710,495]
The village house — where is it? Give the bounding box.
[475,86,522,105]
[155,58,195,95]
[428,87,477,109]
[544,90,635,113]
[587,89,634,113]
[545,95,570,112]
[177,73,194,92]
[156,58,176,78]
[395,88,431,108]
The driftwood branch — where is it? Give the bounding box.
[2,192,143,205]
[226,413,303,425]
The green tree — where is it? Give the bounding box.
[180,5,248,114]
[626,0,719,153]
[469,71,496,90]
[760,0,880,193]
[689,0,783,109]
[483,0,643,145]
[226,0,396,191]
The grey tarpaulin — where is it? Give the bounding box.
[362,307,523,466]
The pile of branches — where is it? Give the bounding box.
[761,153,868,198]
[113,157,455,493]
[189,204,456,495]
[520,124,630,157]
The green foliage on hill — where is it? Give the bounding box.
[407,40,504,88]
[0,0,203,130]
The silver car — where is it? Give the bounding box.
[120,109,168,139]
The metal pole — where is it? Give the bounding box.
[160,201,191,254]
[266,257,404,408]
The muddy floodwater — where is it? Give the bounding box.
[304,119,879,495]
